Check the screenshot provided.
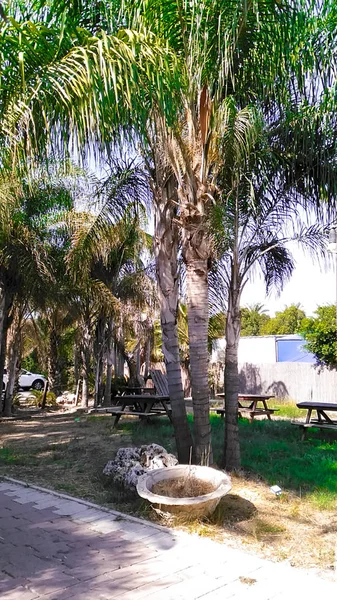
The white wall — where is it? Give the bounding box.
[212,336,277,364]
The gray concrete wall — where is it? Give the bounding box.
[238,362,337,404]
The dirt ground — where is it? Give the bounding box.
[0,410,336,576]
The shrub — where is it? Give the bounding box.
[28,390,57,407]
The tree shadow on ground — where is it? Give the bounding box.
[0,483,179,599]
[210,494,257,524]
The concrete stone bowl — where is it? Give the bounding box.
[136,465,231,519]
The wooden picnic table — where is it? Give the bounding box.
[295,401,337,439]
[108,394,172,428]
[213,393,278,422]
[113,386,156,399]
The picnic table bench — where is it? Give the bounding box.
[211,393,279,423]
[293,401,337,439]
[90,394,172,428]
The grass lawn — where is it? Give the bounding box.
[0,406,336,573]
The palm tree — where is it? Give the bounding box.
[209,102,334,469]
[0,166,77,413]
[66,160,155,406]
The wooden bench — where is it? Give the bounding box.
[90,408,164,428]
[294,401,337,439]
[210,406,279,422]
[292,420,337,440]
[150,369,170,396]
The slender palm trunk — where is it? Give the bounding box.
[0,287,6,408]
[81,320,91,408]
[185,256,212,464]
[0,285,14,414]
[3,308,21,415]
[115,322,125,378]
[223,256,241,470]
[103,319,114,406]
[144,320,152,381]
[126,353,138,386]
[94,316,106,407]
[154,176,193,464]
[48,326,62,396]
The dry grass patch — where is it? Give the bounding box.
[152,476,215,498]
[0,410,336,575]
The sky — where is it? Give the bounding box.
[241,248,336,317]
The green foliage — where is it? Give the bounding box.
[240,305,270,336]
[21,350,41,374]
[300,305,336,369]
[28,390,57,407]
[208,312,226,349]
[261,305,306,335]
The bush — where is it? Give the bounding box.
[28,390,57,407]
[111,376,128,397]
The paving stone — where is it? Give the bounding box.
[71,509,110,524]
[27,569,81,595]
[0,481,335,600]
[1,585,40,600]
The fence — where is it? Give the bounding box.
[237,362,337,404]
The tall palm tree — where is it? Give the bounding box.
[66,160,154,407]
[0,165,77,413]
[209,102,335,469]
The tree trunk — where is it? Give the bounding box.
[114,323,125,378]
[103,319,114,406]
[4,307,21,414]
[154,175,193,464]
[48,326,62,396]
[144,320,153,381]
[94,316,106,407]
[81,320,91,408]
[223,261,241,471]
[185,257,212,465]
[0,285,14,415]
[126,353,139,386]
[136,344,141,380]
[94,358,101,408]
[0,285,13,409]
[74,341,81,384]
[41,380,49,410]
[81,372,89,407]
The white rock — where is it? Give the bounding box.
[103,444,178,489]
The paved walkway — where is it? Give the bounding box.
[0,479,335,599]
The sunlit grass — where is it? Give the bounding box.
[0,409,337,570]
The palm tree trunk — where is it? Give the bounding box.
[144,320,152,381]
[94,316,106,407]
[103,319,114,406]
[48,326,62,395]
[154,175,193,464]
[185,256,212,465]
[0,285,14,414]
[223,260,241,471]
[81,321,91,408]
[4,307,21,415]
[0,287,6,409]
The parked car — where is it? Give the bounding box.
[2,368,47,392]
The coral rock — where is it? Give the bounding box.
[103,444,178,489]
